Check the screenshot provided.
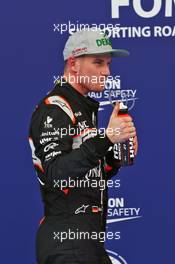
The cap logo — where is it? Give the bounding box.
[96,38,112,47]
[72,47,88,56]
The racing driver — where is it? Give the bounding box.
[29,28,138,264]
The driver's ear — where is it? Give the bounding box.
[67,56,80,73]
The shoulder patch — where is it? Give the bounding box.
[45,95,76,124]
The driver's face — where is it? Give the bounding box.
[75,54,112,94]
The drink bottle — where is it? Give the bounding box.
[113,102,134,166]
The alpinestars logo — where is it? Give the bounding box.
[88,76,138,111]
[75,204,89,214]
[107,249,127,264]
[44,116,53,128]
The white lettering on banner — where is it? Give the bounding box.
[108,198,124,208]
[110,26,151,38]
[105,78,121,89]
[154,25,175,37]
[133,0,162,18]
[107,198,142,223]
[88,76,138,111]
[166,0,175,16]
[111,0,175,18]
[111,0,129,19]
[108,208,140,217]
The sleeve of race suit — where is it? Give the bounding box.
[30,105,114,187]
[104,148,121,178]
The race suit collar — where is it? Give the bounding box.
[58,79,100,113]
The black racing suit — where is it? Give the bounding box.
[29,80,120,264]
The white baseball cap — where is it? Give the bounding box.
[63,28,129,60]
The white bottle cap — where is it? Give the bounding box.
[119,101,128,110]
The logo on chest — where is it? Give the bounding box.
[76,120,89,132]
